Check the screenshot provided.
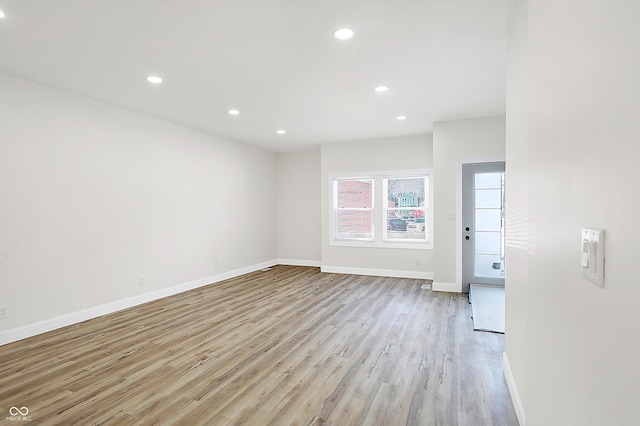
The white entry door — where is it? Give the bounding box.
[462,162,505,293]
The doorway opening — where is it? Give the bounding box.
[462,161,505,293]
[462,161,506,333]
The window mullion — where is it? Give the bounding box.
[375,176,382,243]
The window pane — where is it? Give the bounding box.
[336,210,372,239]
[337,179,373,208]
[386,177,425,208]
[405,216,427,240]
[386,209,426,240]
[385,176,427,242]
[387,208,421,221]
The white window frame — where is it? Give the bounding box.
[329,169,433,250]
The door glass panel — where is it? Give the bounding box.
[475,189,501,208]
[475,172,502,189]
[475,231,501,254]
[473,170,505,279]
[475,254,503,278]
[476,209,501,231]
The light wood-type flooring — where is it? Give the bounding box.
[0,266,517,425]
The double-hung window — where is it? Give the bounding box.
[333,178,374,241]
[330,170,432,249]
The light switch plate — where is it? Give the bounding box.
[581,228,605,288]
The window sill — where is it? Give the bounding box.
[330,239,432,250]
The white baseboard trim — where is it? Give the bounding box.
[0,259,278,346]
[503,351,526,426]
[432,281,461,293]
[320,265,433,280]
[277,258,322,268]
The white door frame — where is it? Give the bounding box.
[454,157,505,293]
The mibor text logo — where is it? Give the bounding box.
[6,406,32,422]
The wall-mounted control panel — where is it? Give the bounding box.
[581,228,605,288]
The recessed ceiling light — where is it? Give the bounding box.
[146,76,163,84]
[333,27,354,40]
[0,10,5,19]
[228,109,240,116]
[396,115,407,121]
[374,85,390,93]
[277,130,286,135]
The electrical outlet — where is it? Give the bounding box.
[139,277,144,287]
[0,305,7,319]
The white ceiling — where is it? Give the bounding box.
[0,0,510,152]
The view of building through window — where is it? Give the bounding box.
[334,178,373,240]
[385,176,427,241]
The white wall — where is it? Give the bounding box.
[503,0,529,421]
[320,134,434,277]
[432,116,506,292]
[0,74,277,336]
[505,1,640,425]
[276,149,321,265]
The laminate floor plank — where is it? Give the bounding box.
[0,266,517,425]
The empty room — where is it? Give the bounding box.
[1,1,639,425]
